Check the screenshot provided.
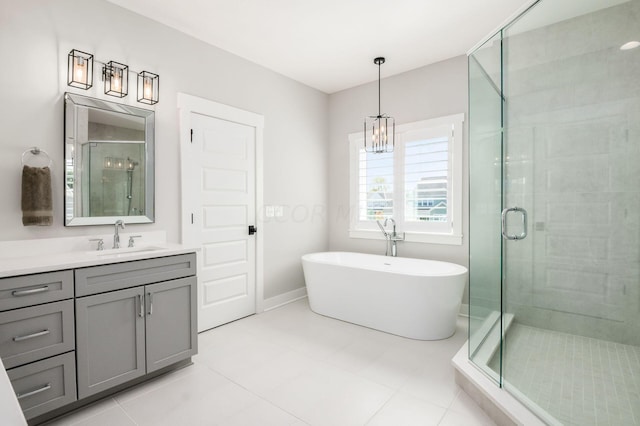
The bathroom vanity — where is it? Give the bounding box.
[0,240,197,424]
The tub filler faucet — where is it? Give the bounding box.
[376,218,405,257]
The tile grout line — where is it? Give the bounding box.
[195,351,312,424]
[113,397,140,426]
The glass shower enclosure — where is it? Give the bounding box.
[468,0,640,424]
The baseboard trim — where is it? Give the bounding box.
[263,287,307,312]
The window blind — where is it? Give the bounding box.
[404,137,449,222]
[358,149,394,221]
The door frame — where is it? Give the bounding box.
[177,92,265,316]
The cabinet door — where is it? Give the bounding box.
[76,287,145,399]
[145,277,197,373]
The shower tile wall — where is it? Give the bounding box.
[503,1,640,345]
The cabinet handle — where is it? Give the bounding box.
[148,292,153,316]
[12,286,49,297]
[13,329,50,342]
[16,383,51,400]
[138,294,144,318]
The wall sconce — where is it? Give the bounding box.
[137,71,159,105]
[104,157,113,169]
[68,49,94,90]
[103,61,128,98]
[66,49,160,104]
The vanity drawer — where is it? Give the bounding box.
[0,300,75,369]
[0,270,73,312]
[7,351,76,420]
[75,253,196,296]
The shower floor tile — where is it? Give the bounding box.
[493,323,640,426]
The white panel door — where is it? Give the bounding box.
[189,112,256,331]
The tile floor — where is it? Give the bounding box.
[46,299,495,426]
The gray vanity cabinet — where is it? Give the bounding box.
[75,254,197,400]
[75,286,146,398]
[0,252,197,422]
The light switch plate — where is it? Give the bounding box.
[265,206,275,218]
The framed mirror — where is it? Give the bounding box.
[64,92,155,226]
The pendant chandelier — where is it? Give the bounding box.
[364,57,395,153]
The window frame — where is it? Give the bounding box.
[349,113,464,246]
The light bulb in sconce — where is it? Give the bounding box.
[104,157,113,168]
[113,70,121,92]
[74,57,85,84]
[143,77,152,99]
[116,158,123,169]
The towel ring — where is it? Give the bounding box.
[21,147,52,168]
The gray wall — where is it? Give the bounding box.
[0,0,329,300]
[327,55,470,302]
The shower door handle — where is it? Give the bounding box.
[501,207,528,240]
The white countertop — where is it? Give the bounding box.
[0,243,198,279]
[0,232,198,278]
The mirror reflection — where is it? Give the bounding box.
[64,93,155,226]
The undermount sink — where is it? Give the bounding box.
[90,246,166,257]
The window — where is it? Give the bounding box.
[349,113,464,245]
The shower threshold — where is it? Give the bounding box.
[459,312,554,425]
[452,341,547,426]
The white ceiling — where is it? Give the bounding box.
[105,0,532,94]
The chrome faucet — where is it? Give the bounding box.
[384,218,398,257]
[113,220,125,249]
[377,217,405,257]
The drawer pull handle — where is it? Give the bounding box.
[148,292,153,316]
[16,383,51,400]
[13,329,50,342]
[11,286,50,297]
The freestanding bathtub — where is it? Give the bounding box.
[301,252,468,340]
